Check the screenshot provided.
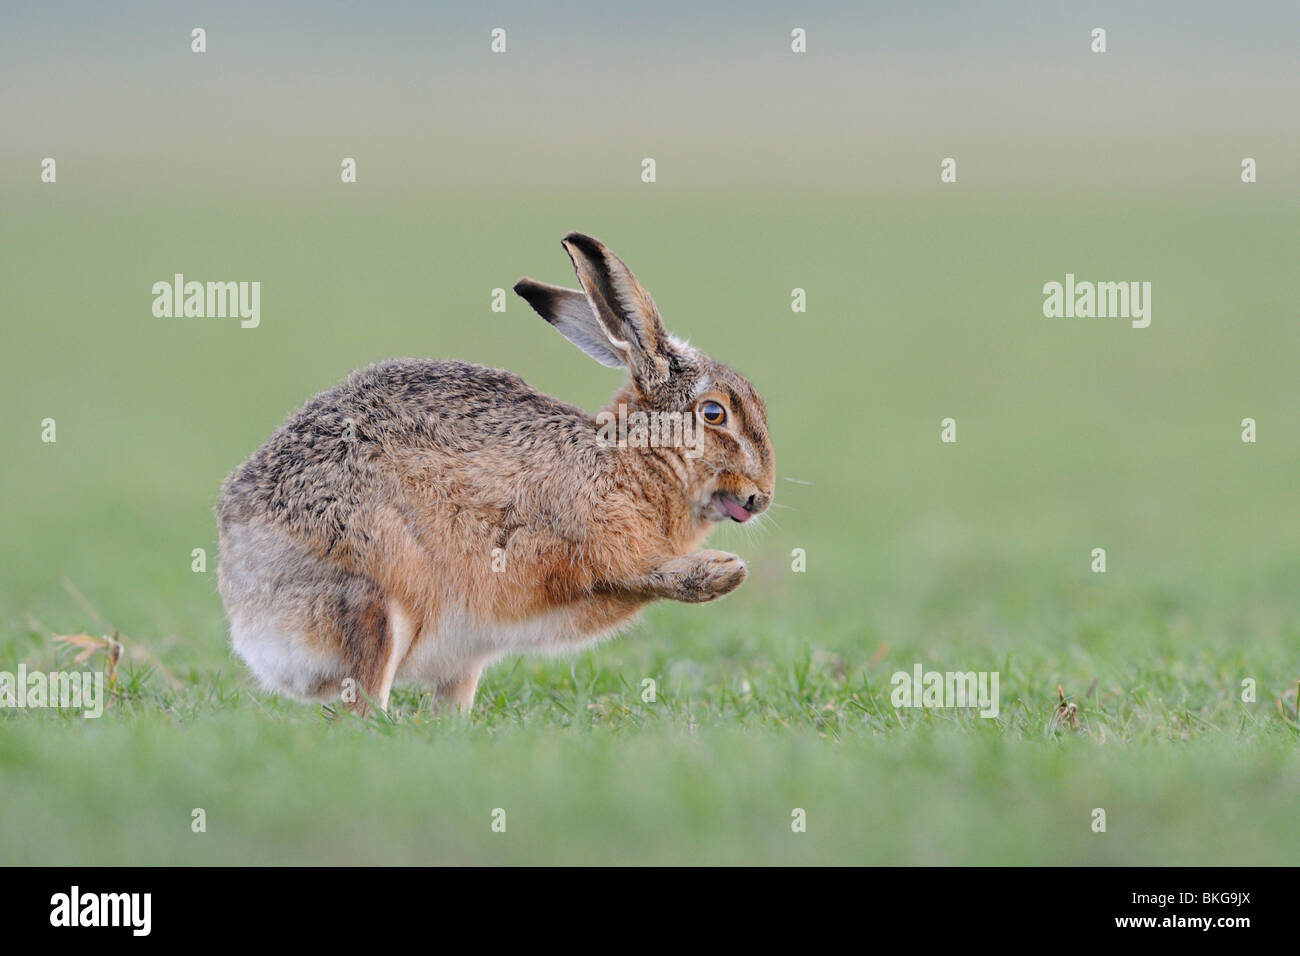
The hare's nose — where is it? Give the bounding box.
[746,492,771,514]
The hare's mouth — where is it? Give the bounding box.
[710,491,755,523]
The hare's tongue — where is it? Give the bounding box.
[716,494,752,523]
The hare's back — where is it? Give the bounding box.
[331,358,585,440]
[218,357,598,555]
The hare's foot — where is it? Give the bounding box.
[433,663,484,715]
[639,550,747,603]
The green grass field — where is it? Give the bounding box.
[2,189,1297,864]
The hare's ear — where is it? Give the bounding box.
[559,232,672,388]
[513,278,624,368]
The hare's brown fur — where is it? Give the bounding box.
[217,233,774,714]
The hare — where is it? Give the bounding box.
[217,233,774,714]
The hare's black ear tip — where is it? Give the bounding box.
[561,231,601,256]
[513,278,556,317]
[513,278,541,303]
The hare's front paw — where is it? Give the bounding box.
[647,549,748,603]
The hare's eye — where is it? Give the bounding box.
[698,400,726,426]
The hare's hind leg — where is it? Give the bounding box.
[371,600,417,714]
[323,592,418,717]
[221,520,415,715]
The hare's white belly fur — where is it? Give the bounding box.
[395,606,593,685]
[220,519,619,701]
[231,604,603,700]
[229,619,341,700]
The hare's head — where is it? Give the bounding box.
[515,232,774,526]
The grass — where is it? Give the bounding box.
[2,188,1298,864]
[2,631,1298,865]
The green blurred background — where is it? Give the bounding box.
[1,1,1297,864]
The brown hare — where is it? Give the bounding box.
[217,233,774,714]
